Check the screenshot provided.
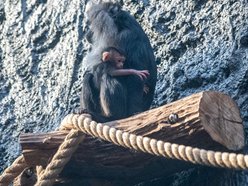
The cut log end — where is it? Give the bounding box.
[199,91,244,150]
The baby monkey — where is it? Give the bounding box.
[102,47,150,93]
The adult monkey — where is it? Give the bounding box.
[81,0,157,120]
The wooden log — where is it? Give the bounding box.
[20,91,244,184]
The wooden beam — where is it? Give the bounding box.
[19,91,244,184]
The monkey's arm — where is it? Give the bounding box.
[109,69,150,80]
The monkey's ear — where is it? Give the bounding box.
[102,52,110,62]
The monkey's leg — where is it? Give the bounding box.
[126,75,145,116]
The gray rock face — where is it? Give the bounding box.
[0,0,248,185]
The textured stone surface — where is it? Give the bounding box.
[0,0,248,185]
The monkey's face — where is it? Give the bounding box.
[112,52,125,69]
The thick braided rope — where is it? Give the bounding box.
[60,113,248,170]
[0,155,28,186]
[36,166,45,180]
[35,129,85,186]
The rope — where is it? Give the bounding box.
[35,129,85,186]
[59,113,248,170]
[0,155,28,186]
[36,166,44,180]
[1,112,248,186]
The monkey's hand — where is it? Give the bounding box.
[107,3,121,18]
[143,84,150,94]
[134,70,150,80]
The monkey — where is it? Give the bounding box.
[80,47,150,122]
[101,47,150,83]
[82,1,157,117]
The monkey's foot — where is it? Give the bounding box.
[73,108,89,115]
[72,109,93,120]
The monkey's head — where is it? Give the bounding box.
[85,0,122,22]
[102,47,126,69]
[84,0,123,44]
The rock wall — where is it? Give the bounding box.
[0,0,248,185]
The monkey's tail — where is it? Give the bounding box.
[80,72,100,113]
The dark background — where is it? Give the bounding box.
[0,0,248,185]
